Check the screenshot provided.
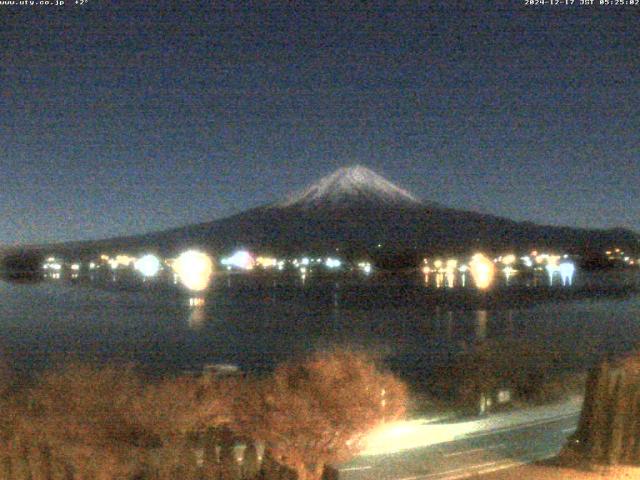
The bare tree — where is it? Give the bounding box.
[238,349,407,480]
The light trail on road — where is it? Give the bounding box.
[336,403,581,480]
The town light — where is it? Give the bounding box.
[173,250,214,291]
[546,264,560,286]
[503,265,515,283]
[469,253,495,290]
[358,261,372,275]
[115,255,136,267]
[502,254,516,265]
[256,256,277,268]
[458,264,468,287]
[221,250,254,270]
[559,261,576,286]
[325,257,342,269]
[445,259,457,288]
[134,254,161,277]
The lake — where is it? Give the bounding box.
[1,272,640,387]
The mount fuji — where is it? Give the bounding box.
[279,165,423,209]
[30,166,640,259]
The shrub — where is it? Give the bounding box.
[0,364,138,479]
[237,348,407,480]
[0,350,407,480]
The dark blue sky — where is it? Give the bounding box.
[1,2,638,244]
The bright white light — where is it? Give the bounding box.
[173,250,214,291]
[221,250,254,270]
[469,253,495,290]
[559,262,575,286]
[301,257,310,266]
[458,264,469,287]
[521,256,533,268]
[358,262,372,275]
[325,258,342,269]
[70,264,80,271]
[135,254,161,277]
[189,297,205,307]
[503,266,515,283]
[546,264,560,286]
[361,419,477,457]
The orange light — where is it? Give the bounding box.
[502,254,516,265]
[470,253,495,290]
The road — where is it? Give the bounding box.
[334,400,581,480]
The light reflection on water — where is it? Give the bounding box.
[188,305,207,331]
[0,279,640,382]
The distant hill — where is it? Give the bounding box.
[13,166,640,259]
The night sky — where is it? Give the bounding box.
[1,2,639,245]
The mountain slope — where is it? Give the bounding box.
[29,166,640,258]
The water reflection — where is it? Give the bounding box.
[475,309,488,342]
[459,266,468,287]
[506,309,514,337]
[188,306,207,331]
[189,297,205,307]
[2,274,638,382]
[445,259,457,288]
[428,307,515,345]
[187,296,207,330]
[422,266,470,289]
[446,310,454,340]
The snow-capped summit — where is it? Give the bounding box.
[279,165,422,208]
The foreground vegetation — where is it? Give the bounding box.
[480,351,640,479]
[0,350,407,480]
[573,352,640,465]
